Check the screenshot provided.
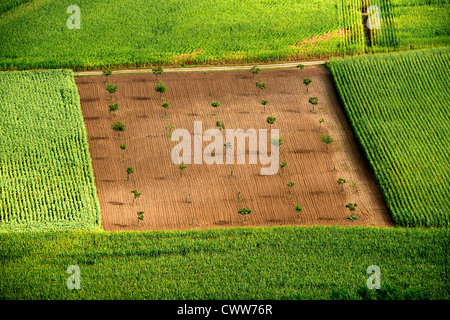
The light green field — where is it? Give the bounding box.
[0,0,345,70]
[0,0,448,301]
[0,69,101,231]
[329,47,450,227]
[0,226,448,299]
[1,0,448,70]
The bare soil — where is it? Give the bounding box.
[76,66,394,231]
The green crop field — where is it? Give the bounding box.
[0,226,448,300]
[0,69,101,231]
[0,0,448,71]
[355,0,450,51]
[391,0,450,49]
[329,47,450,227]
[0,0,346,71]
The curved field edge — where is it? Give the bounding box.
[0,225,448,300]
[328,47,450,227]
[0,69,101,231]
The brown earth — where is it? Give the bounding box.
[76,66,394,231]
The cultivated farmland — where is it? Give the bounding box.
[0,0,448,302]
[0,0,30,15]
[76,66,393,231]
[0,69,101,231]
[0,226,448,300]
[329,47,450,227]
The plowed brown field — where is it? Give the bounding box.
[76,66,394,231]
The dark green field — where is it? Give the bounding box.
[0,0,448,70]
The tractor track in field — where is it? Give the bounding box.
[74,61,327,77]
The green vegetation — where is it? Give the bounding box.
[1,0,448,302]
[216,120,225,132]
[271,138,283,147]
[111,121,126,139]
[320,135,334,150]
[249,65,260,77]
[346,203,358,212]
[131,190,141,205]
[260,99,268,112]
[266,115,276,125]
[279,160,287,174]
[3,0,447,71]
[329,47,450,227]
[152,66,163,79]
[108,103,118,113]
[255,80,266,94]
[105,82,118,99]
[340,0,449,53]
[338,178,346,192]
[238,208,252,222]
[308,96,318,111]
[0,69,101,231]
[391,0,450,49]
[178,164,187,177]
[287,181,295,195]
[303,78,312,93]
[126,166,134,180]
[0,226,447,299]
[0,0,348,70]
[155,81,167,97]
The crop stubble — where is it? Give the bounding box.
[76,66,393,231]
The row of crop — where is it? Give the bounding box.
[0,69,101,231]
[329,47,450,227]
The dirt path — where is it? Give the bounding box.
[76,65,393,231]
[74,61,326,77]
